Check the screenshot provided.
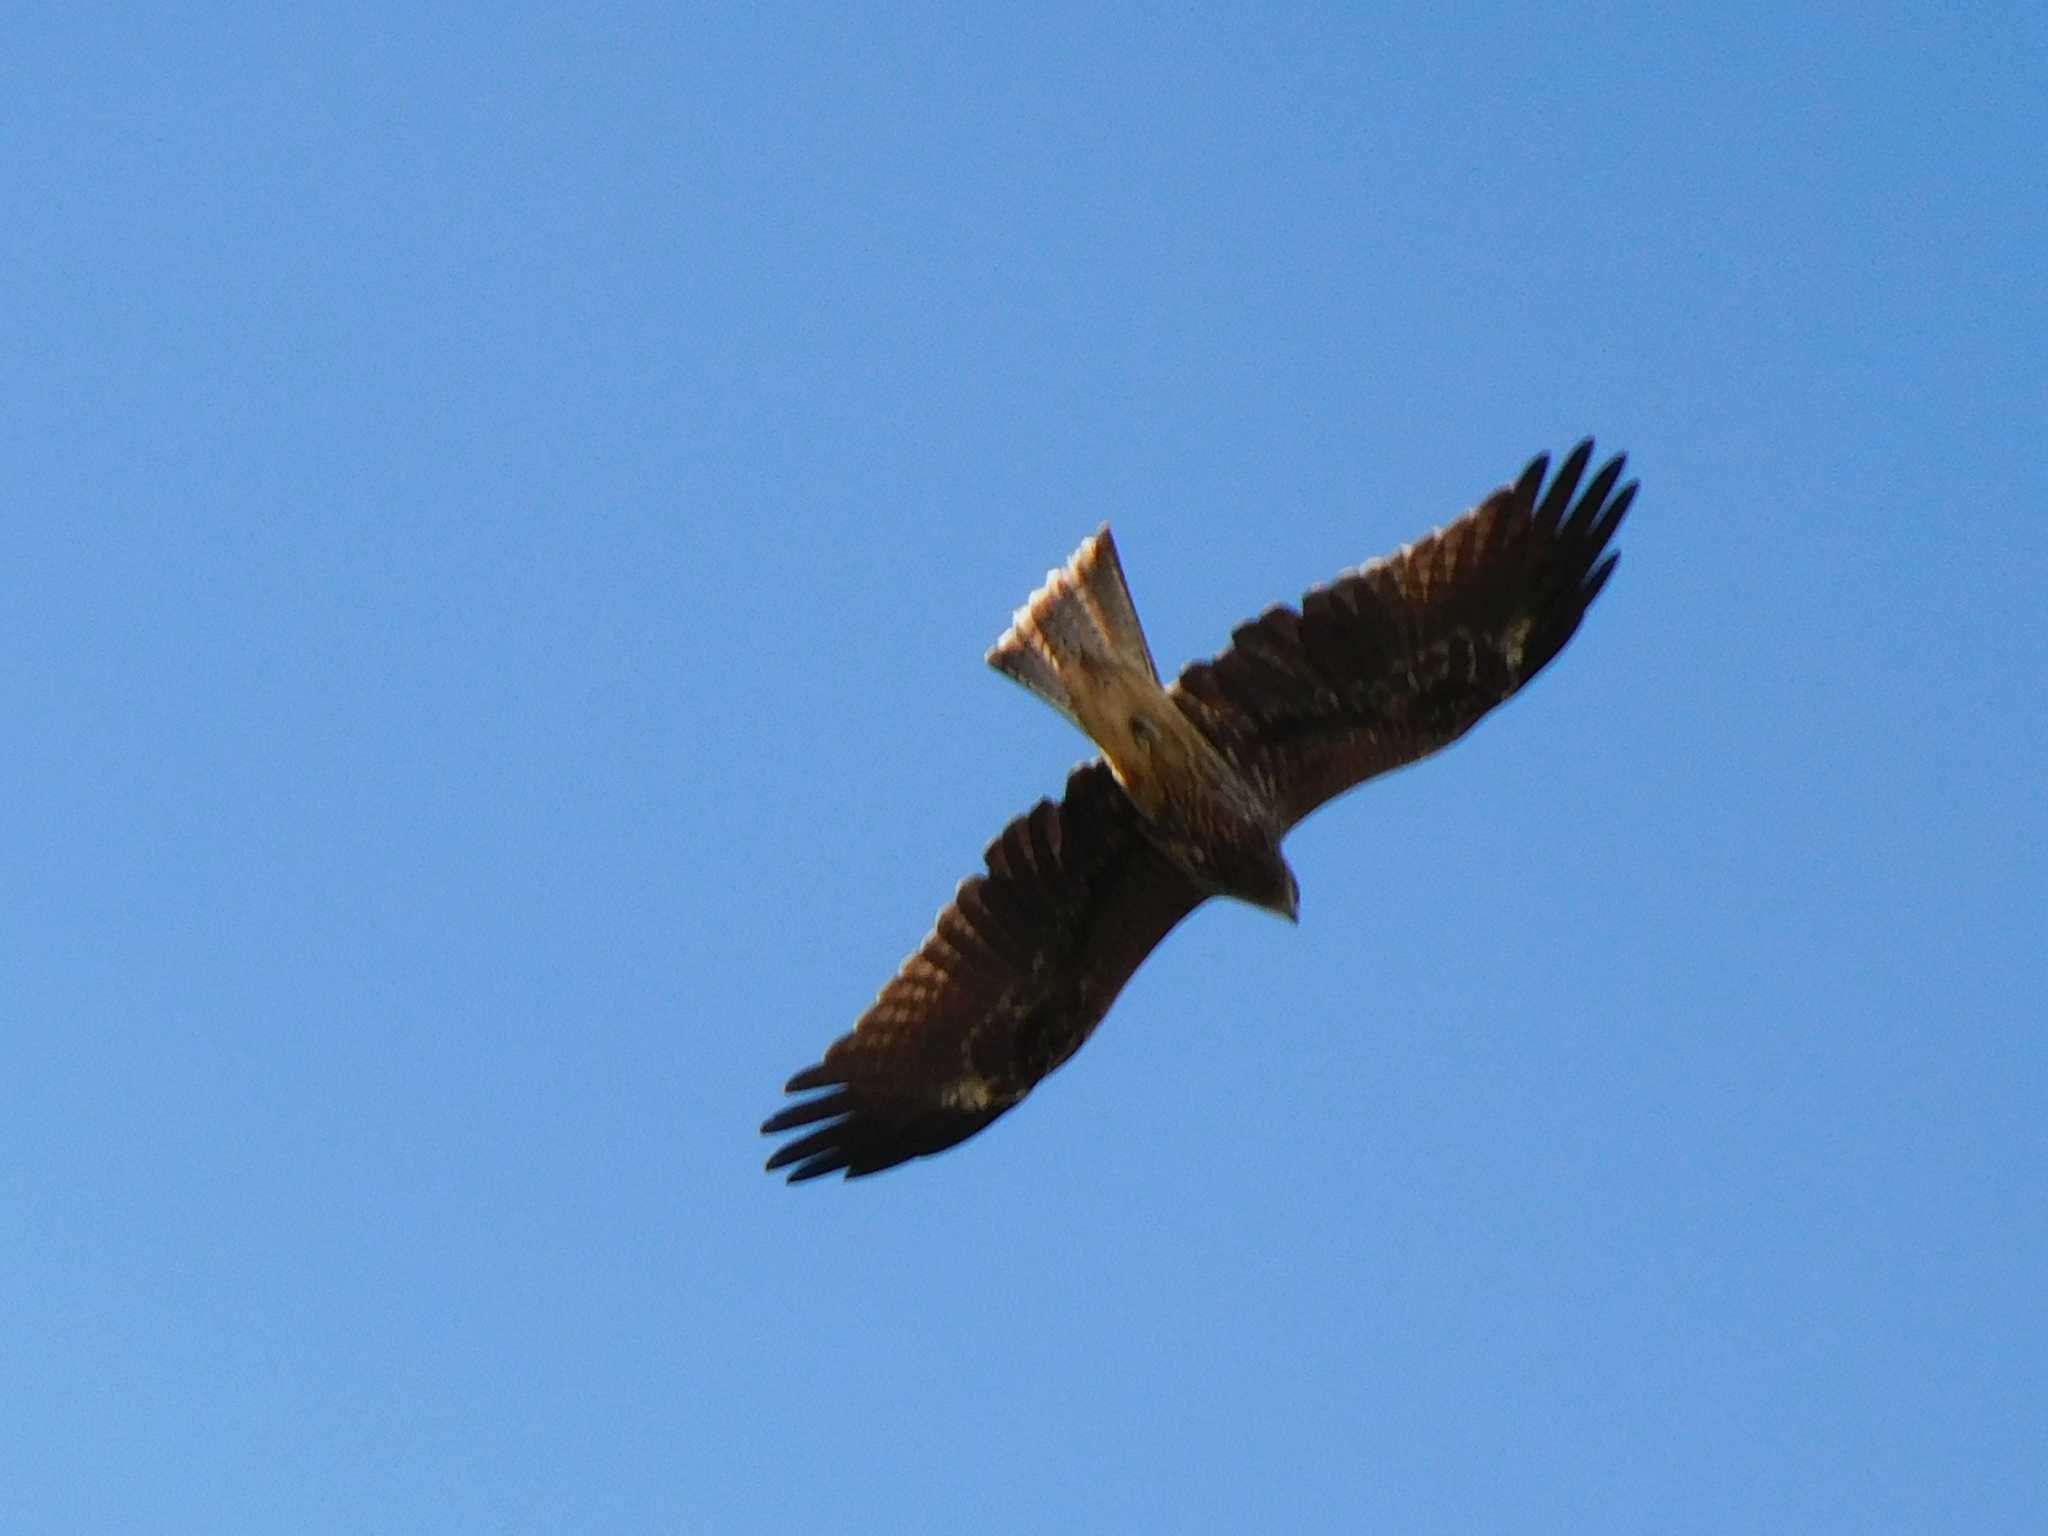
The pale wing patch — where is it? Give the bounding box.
[940,1076,997,1112]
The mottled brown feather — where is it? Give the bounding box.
[1170,441,1632,827]
[762,762,1206,1181]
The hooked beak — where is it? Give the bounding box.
[1270,872,1300,925]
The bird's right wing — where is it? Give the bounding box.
[1170,441,1634,830]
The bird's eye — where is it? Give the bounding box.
[1129,715,1157,747]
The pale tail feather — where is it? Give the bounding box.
[985,526,1158,725]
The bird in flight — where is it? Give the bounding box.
[763,441,1635,1182]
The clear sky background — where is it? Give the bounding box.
[4,4,2042,1532]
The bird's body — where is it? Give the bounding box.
[987,524,1300,920]
[763,442,1636,1181]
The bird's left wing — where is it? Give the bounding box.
[1169,441,1634,830]
[762,762,1206,1182]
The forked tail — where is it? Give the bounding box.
[985,525,1158,728]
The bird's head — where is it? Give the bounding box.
[1224,841,1300,925]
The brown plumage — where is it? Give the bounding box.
[763,441,1636,1181]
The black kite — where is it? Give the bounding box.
[763,442,1635,1181]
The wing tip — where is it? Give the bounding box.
[761,1120,1008,1185]
[764,1120,858,1181]
[761,1073,1019,1185]
[1525,439,1633,566]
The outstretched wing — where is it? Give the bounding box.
[1171,441,1633,828]
[762,762,1206,1182]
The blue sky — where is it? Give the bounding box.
[4,4,2042,1531]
